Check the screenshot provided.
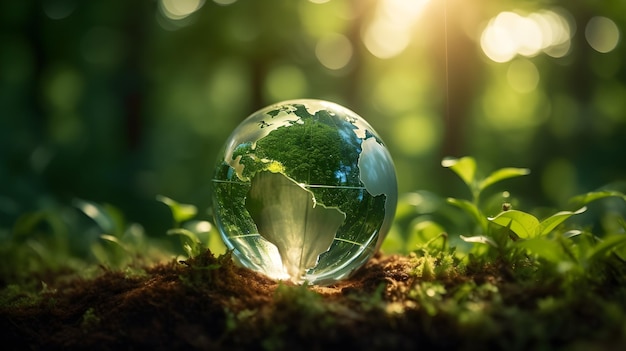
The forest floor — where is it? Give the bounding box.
[1,249,626,351]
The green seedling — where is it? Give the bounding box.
[442,156,530,234]
[440,157,626,282]
[75,199,147,269]
[158,195,226,258]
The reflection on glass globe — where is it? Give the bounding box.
[212,99,397,285]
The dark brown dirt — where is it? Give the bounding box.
[0,251,418,350]
[1,250,625,351]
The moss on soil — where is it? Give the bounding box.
[1,250,625,351]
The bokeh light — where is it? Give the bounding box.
[43,66,82,112]
[585,16,620,53]
[480,9,573,62]
[507,58,540,93]
[481,82,550,131]
[392,114,440,156]
[265,65,309,102]
[315,33,353,70]
[160,0,205,20]
[42,0,77,20]
[213,0,237,5]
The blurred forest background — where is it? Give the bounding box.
[1,0,625,238]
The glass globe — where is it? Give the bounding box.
[212,99,397,285]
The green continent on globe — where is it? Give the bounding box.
[245,171,346,281]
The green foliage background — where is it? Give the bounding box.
[1,0,625,261]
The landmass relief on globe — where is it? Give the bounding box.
[212,99,397,285]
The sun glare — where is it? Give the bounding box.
[480,9,573,63]
[362,0,430,59]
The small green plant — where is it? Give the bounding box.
[440,156,626,281]
[3,207,74,278]
[0,197,158,286]
[74,199,147,269]
[178,250,230,287]
[157,195,226,259]
[441,156,531,235]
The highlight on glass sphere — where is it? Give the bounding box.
[212,99,397,285]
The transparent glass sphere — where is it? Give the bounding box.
[212,99,397,285]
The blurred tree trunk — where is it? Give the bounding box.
[435,0,482,159]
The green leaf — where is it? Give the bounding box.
[13,211,47,238]
[411,220,445,244]
[517,238,568,264]
[488,210,540,239]
[74,199,115,234]
[441,156,476,188]
[538,207,586,236]
[478,167,530,192]
[167,228,203,257]
[157,195,198,224]
[563,230,583,239]
[460,235,498,247]
[569,190,626,207]
[102,203,126,237]
[100,234,128,251]
[618,217,626,232]
[182,220,214,246]
[587,234,626,262]
[446,197,487,232]
[167,228,201,244]
[26,239,52,263]
[93,234,130,268]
